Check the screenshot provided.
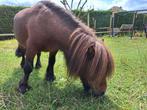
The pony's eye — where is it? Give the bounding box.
[87,45,95,60]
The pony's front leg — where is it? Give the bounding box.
[80,77,91,94]
[35,52,42,69]
[45,51,57,82]
[20,55,25,68]
[18,48,36,94]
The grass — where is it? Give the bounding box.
[0,36,147,110]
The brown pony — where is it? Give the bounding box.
[13,0,114,96]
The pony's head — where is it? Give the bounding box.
[84,40,114,96]
[67,28,114,96]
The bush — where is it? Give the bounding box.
[74,10,112,32]
[0,5,25,34]
[115,12,147,30]
[0,5,146,34]
[76,10,147,31]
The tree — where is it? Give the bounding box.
[60,0,88,17]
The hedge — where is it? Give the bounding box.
[0,5,147,34]
[0,5,25,34]
[78,10,147,31]
[74,10,112,32]
[114,12,147,30]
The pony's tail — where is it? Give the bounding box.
[15,45,25,57]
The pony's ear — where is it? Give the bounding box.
[87,44,95,60]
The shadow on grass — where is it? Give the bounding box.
[0,68,121,110]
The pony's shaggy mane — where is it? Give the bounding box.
[65,28,114,84]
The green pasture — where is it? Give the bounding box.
[0,37,147,110]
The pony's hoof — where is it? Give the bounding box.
[20,64,24,68]
[83,90,89,96]
[92,91,105,97]
[20,62,25,68]
[46,76,56,82]
[17,83,32,94]
[35,64,42,69]
[83,85,90,93]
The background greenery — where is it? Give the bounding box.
[114,12,147,30]
[0,6,147,34]
[0,6,25,34]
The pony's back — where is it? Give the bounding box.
[13,8,33,48]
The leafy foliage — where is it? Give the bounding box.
[0,5,25,33]
[0,5,147,34]
[115,12,147,30]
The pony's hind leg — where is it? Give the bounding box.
[20,55,25,68]
[15,46,26,68]
[18,48,37,94]
[45,51,57,82]
[35,52,42,69]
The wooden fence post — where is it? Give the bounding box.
[131,11,137,38]
[87,12,90,27]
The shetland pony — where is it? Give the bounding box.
[13,0,114,96]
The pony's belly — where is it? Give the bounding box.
[39,44,59,52]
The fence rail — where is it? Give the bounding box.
[0,33,14,40]
[0,33,14,37]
